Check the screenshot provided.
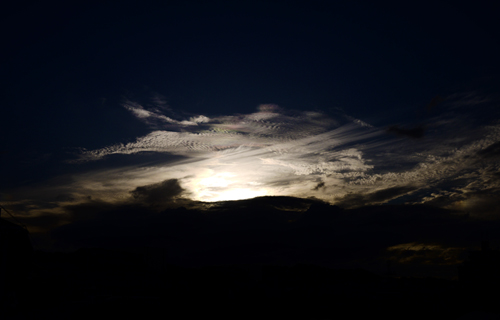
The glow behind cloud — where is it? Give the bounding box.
[8,94,500,220]
[60,97,497,210]
[72,104,378,202]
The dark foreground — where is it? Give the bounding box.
[2,248,500,320]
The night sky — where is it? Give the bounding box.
[2,0,500,276]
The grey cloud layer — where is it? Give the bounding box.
[73,104,384,200]
[80,104,345,160]
[11,94,500,222]
[67,97,500,216]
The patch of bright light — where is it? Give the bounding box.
[192,172,268,202]
[198,173,233,188]
[204,187,268,202]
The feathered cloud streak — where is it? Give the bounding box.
[75,103,383,203]
[9,93,500,225]
[64,95,500,219]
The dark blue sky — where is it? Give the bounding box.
[3,1,498,134]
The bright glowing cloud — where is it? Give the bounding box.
[56,96,499,210]
[187,171,269,201]
[69,104,384,203]
[8,93,500,219]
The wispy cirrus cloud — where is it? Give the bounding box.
[71,103,384,202]
[63,94,500,215]
[123,100,210,128]
[8,92,500,225]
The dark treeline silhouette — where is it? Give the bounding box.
[3,198,500,319]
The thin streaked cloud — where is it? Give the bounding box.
[7,93,500,220]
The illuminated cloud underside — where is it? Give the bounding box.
[65,96,500,217]
[76,103,382,202]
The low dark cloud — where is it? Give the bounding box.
[335,186,418,208]
[48,196,309,252]
[130,179,185,206]
[14,191,498,279]
[386,125,425,139]
[76,203,495,277]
